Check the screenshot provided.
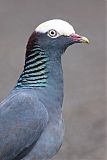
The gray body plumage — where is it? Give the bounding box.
[0,19,89,160]
[0,44,64,160]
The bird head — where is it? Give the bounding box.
[26,19,89,57]
[35,19,89,51]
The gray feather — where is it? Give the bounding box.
[0,19,89,160]
[0,90,48,160]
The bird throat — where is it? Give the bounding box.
[16,44,48,88]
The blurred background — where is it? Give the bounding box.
[0,0,106,160]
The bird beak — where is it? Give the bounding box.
[70,33,89,44]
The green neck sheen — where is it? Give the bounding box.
[16,44,48,88]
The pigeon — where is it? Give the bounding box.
[0,19,89,160]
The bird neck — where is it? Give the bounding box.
[15,44,63,90]
[16,44,48,88]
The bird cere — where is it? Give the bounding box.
[0,19,89,160]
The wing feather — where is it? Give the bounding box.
[0,90,48,160]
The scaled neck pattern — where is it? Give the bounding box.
[16,33,48,88]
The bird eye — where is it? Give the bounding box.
[48,29,58,38]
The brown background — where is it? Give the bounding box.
[0,0,106,160]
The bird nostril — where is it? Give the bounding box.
[71,33,81,38]
[70,33,82,42]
